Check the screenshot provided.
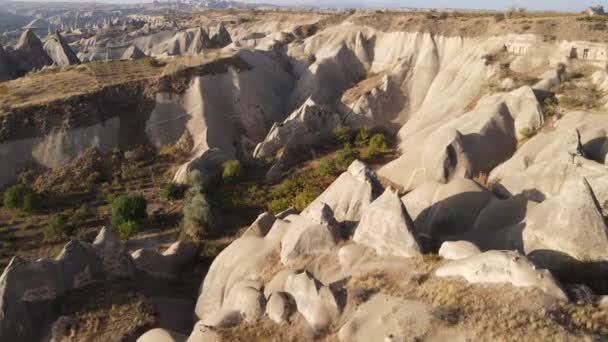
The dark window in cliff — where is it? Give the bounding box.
[570,47,578,59]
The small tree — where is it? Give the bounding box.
[182,192,214,240]
[159,183,182,201]
[293,187,321,212]
[3,184,40,212]
[117,221,139,241]
[355,127,371,147]
[110,194,147,228]
[333,125,351,145]
[335,143,360,170]
[44,213,74,241]
[222,160,243,183]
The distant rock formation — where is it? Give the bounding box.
[209,23,232,47]
[120,44,147,60]
[43,30,81,66]
[12,29,53,75]
[585,5,606,16]
[0,44,16,81]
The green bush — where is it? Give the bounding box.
[293,187,322,212]
[355,127,371,147]
[182,192,214,240]
[222,160,243,183]
[268,198,291,214]
[333,124,351,145]
[110,194,147,228]
[335,143,360,170]
[117,221,139,241]
[187,169,207,193]
[3,184,40,212]
[44,213,73,241]
[145,57,165,68]
[69,204,93,227]
[159,183,182,201]
[317,158,337,177]
[369,133,388,150]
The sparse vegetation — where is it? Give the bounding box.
[333,124,352,145]
[144,57,165,68]
[222,160,243,183]
[159,182,183,201]
[117,221,139,241]
[317,158,338,177]
[335,143,360,170]
[182,191,215,240]
[110,194,147,229]
[2,184,40,212]
[44,212,73,241]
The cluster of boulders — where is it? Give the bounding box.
[0,228,198,341]
[139,157,606,340]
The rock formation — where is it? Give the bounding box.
[43,30,80,66]
[12,29,53,75]
[121,44,147,60]
[353,188,421,257]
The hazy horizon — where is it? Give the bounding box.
[4,0,608,12]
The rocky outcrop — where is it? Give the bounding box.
[265,292,293,324]
[0,44,16,81]
[121,44,147,60]
[194,213,286,326]
[0,228,135,341]
[353,188,421,257]
[137,328,187,342]
[338,294,437,342]
[132,241,199,279]
[209,23,232,48]
[523,177,608,263]
[436,250,567,300]
[401,178,495,239]
[12,29,53,75]
[283,271,340,332]
[305,160,383,223]
[280,202,339,265]
[438,241,481,260]
[43,30,80,66]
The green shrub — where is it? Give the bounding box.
[369,133,388,150]
[293,187,322,212]
[145,57,165,68]
[159,183,182,201]
[182,192,214,240]
[187,169,207,193]
[355,127,371,147]
[110,194,147,228]
[69,204,93,227]
[44,213,73,241]
[3,184,40,212]
[222,160,243,183]
[317,158,337,177]
[117,221,139,241]
[268,198,291,214]
[333,124,351,145]
[335,143,360,170]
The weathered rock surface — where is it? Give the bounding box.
[338,294,437,342]
[283,271,340,332]
[132,241,199,279]
[438,241,481,260]
[137,328,187,342]
[353,188,421,257]
[436,250,567,300]
[93,227,135,279]
[401,178,495,239]
[305,160,383,222]
[523,177,608,262]
[12,29,53,75]
[280,202,339,265]
[43,30,80,66]
[0,44,16,81]
[121,45,148,60]
[194,213,286,326]
[265,291,293,324]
